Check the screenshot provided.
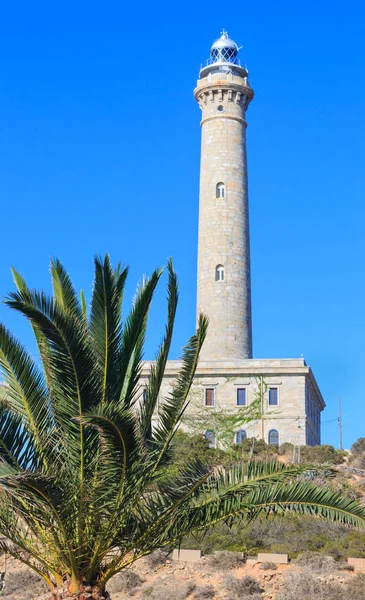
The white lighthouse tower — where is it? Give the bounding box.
[194,31,254,360]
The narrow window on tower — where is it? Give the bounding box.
[237,388,246,406]
[215,265,225,281]
[205,388,215,407]
[216,182,225,198]
[268,387,278,406]
[142,389,148,405]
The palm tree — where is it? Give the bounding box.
[0,255,363,599]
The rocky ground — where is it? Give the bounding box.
[2,551,364,600]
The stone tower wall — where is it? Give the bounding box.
[195,75,253,360]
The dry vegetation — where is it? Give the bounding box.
[3,551,365,600]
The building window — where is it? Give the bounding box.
[215,265,225,281]
[216,182,225,198]
[269,387,278,405]
[236,429,247,444]
[143,389,147,404]
[237,388,246,406]
[205,388,215,407]
[205,430,216,448]
[268,429,279,447]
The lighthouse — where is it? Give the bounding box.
[194,31,254,361]
[142,31,325,450]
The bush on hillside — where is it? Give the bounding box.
[4,569,48,599]
[295,552,335,574]
[144,549,169,569]
[349,438,365,469]
[223,574,263,597]
[336,563,354,571]
[142,581,196,600]
[207,551,244,570]
[278,571,365,600]
[276,571,343,600]
[344,573,365,599]
[192,585,216,599]
[108,570,144,594]
[259,561,277,570]
[299,445,345,465]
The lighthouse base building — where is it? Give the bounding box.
[141,32,325,449]
[141,358,324,448]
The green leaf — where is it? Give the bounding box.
[141,259,178,440]
[50,258,83,320]
[119,268,163,408]
[0,324,51,468]
[89,254,128,404]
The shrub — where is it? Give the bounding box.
[142,581,196,600]
[300,445,344,465]
[145,549,169,569]
[193,585,216,599]
[336,562,354,571]
[351,438,365,455]
[108,570,144,594]
[349,438,365,469]
[295,551,335,574]
[3,569,48,599]
[207,551,244,570]
[223,574,263,597]
[259,561,277,570]
[276,571,343,600]
[344,573,365,600]
[278,442,294,456]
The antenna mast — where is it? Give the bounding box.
[338,397,343,450]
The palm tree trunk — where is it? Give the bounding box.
[50,582,110,599]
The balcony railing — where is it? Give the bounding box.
[200,56,242,70]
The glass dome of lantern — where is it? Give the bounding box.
[199,30,249,79]
[210,31,239,63]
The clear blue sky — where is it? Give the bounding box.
[0,0,364,448]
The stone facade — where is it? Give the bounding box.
[194,72,253,360]
[140,359,324,448]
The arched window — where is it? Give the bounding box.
[236,429,247,444]
[205,430,216,448]
[216,182,225,198]
[268,429,279,447]
[215,265,225,281]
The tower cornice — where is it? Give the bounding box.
[194,75,254,97]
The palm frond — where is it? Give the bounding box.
[0,478,75,574]
[4,290,99,428]
[50,258,83,320]
[150,313,208,471]
[140,259,178,440]
[0,400,35,471]
[0,324,51,466]
[79,406,137,503]
[89,254,128,404]
[119,269,163,408]
[11,268,55,399]
[80,290,87,321]
[166,480,365,543]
